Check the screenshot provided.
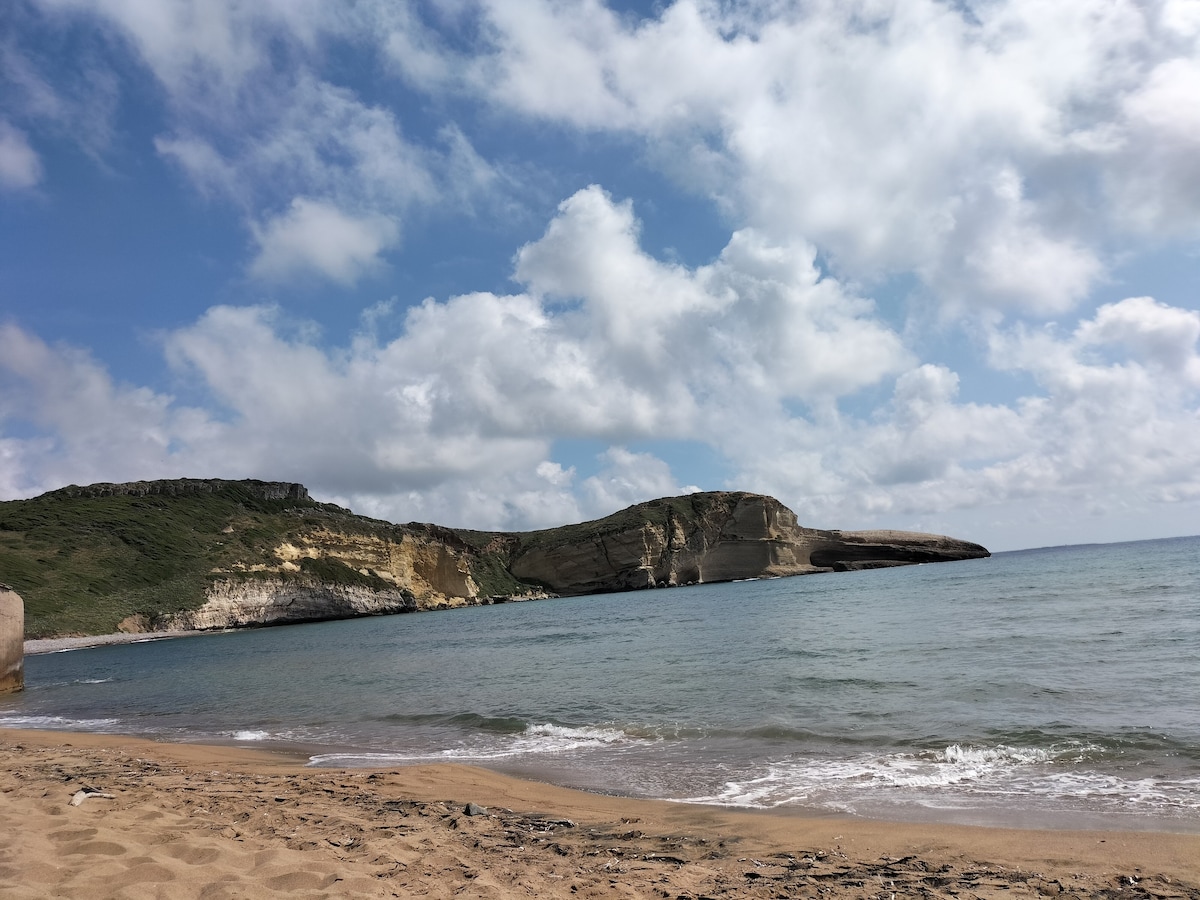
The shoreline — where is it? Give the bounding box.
[24,628,228,655]
[4,727,1200,898]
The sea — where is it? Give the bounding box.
[4,535,1199,832]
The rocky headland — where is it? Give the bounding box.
[0,479,988,638]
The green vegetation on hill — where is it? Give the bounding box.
[1,480,730,637]
[3,478,673,637]
[2,480,984,639]
[0,481,385,637]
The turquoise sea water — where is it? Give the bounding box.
[4,535,1199,831]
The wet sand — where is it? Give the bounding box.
[24,630,217,656]
[2,728,1198,899]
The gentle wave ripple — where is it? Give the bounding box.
[4,534,1199,830]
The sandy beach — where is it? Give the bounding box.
[2,728,1198,899]
[23,631,218,656]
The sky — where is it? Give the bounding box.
[1,0,1199,552]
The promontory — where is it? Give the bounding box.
[0,479,989,638]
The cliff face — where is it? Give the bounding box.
[258,526,479,606]
[164,579,421,630]
[506,492,988,595]
[2,480,988,637]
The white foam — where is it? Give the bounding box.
[307,723,642,768]
[229,730,272,742]
[679,741,1199,817]
[0,714,122,731]
[519,723,632,749]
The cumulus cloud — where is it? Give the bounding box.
[249,198,399,285]
[384,0,1198,314]
[582,447,700,516]
[0,120,41,189]
[39,0,1199,310]
[7,182,1197,546]
[5,1,1200,549]
[32,0,333,98]
[1,187,905,523]
[1111,56,1200,234]
[30,1,500,287]
[0,323,208,496]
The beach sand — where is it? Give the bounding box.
[2,729,1198,899]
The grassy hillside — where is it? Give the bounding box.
[0,478,651,637]
[2,482,866,638]
[0,481,384,637]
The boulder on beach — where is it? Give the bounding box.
[0,583,24,694]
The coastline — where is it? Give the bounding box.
[3,727,1199,898]
[24,629,224,655]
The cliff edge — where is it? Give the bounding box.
[497,492,988,594]
[0,480,988,638]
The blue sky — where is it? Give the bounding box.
[2,0,1199,551]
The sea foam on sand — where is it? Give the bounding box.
[3,727,1199,899]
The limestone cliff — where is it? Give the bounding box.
[164,578,421,630]
[230,525,480,607]
[503,492,989,595]
[2,479,988,638]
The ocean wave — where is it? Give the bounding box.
[0,714,122,731]
[307,722,645,768]
[228,729,273,742]
[678,740,1199,815]
[374,712,529,734]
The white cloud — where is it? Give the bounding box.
[1110,56,1200,234]
[383,0,1198,315]
[3,224,1199,548]
[249,198,399,285]
[0,323,205,495]
[32,0,332,97]
[581,447,698,516]
[5,0,1200,550]
[1,187,908,524]
[29,3,487,287]
[1076,296,1200,383]
[0,22,121,156]
[0,121,41,189]
[156,76,438,274]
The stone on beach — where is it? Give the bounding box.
[0,583,23,694]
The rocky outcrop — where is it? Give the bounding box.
[0,584,23,694]
[4,478,989,637]
[46,479,309,502]
[809,529,991,571]
[161,578,550,631]
[163,578,422,630]
[510,493,823,593]
[264,526,479,605]
[507,492,989,595]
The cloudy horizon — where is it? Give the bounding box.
[2,0,1199,551]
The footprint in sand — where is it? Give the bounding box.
[48,827,98,843]
[263,871,341,891]
[62,840,126,856]
[107,862,179,887]
[160,844,220,865]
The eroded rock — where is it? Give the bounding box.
[0,583,24,694]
